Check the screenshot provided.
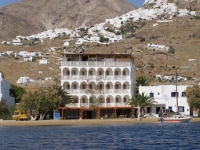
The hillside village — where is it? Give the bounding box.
[0,0,199,88]
[0,0,198,87]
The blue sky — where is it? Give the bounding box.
[0,0,145,8]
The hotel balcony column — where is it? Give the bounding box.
[114,108,117,118]
[98,108,101,119]
[78,69,80,80]
[78,98,81,107]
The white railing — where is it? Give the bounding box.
[65,103,130,108]
[64,89,130,94]
[61,75,130,80]
[62,61,130,67]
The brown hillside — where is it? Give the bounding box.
[0,0,137,40]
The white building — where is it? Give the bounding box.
[60,53,136,119]
[139,85,190,116]
[0,73,15,106]
[17,76,30,84]
[39,58,48,64]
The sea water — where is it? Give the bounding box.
[0,123,200,150]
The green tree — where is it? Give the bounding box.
[136,76,152,86]
[20,86,73,119]
[0,99,10,119]
[11,84,26,103]
[186,85,200,110]
[127,92,157,119]
[20,90,39,114]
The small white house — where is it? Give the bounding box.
[63,41,69,47]
[139,85,190,116]
[0,72,15,106]
[17,76,30,84]
[12,39,23,46]
[39,59,48,64]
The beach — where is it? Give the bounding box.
[0,117,200,127]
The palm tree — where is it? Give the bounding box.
[136,76,152,86]
[54,85,74,107]
[127,92,157,119]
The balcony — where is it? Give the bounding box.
[62,61,130,67]
[61,75,131,80]
[65,103,130,108]
[64,89,131,95]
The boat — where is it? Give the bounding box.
[156,114,192,124]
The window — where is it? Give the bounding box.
[9,89,15,97]
[168,106,172,110]
[82,98,86,103]
[82,71,85,75]
[150,92,154,98]
[90,98,93,103]
[72,70,76,75]
[99,71,102,76]
[74,98,78,103]
[115,71,118,75]
[89,70,92,75]
[147,107,151,113]
[171,92,179,97]
[178,106,184,112]
[66,70,70,75]
[89,84,92,89]
[107,98,110,103]
[182,92,186,97]
[82,84,86,89]
[106,84,110,89]
[99,84,103,90]
[99,98,103,103]
[123,71,126,76]
[73,84,76,89]
[123,97,127,102]
[106,71,109,75]
[115,84,119,89]
[123,84,126,89]
[116,98,119,103]
[67,84,70,89]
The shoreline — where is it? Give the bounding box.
[0,118,200,127]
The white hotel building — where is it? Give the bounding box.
[60,53,136,119]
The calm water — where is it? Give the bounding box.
[0,123,200,150]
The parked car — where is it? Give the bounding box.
[12,110,29,121]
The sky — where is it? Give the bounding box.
[0,0,145,8]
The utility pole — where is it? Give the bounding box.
[175,69,178,112]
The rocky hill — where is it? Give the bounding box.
[0,0,137,40]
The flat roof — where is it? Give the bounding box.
[61,53,136,59]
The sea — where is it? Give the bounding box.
[0,122,200,150]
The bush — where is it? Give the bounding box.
[168,46,175,54]
[140,37,145,42]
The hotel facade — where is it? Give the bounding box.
[60,53,136,119]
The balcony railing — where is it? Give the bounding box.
[65,103,130,108]
[61,75,131,80]
[62,61,130,67]
[64,89,131,94]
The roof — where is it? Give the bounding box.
[60,53,136,59]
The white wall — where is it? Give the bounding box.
[0,73,15,107]
[139,85,190,115]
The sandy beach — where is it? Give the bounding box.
[0,117,200,127]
